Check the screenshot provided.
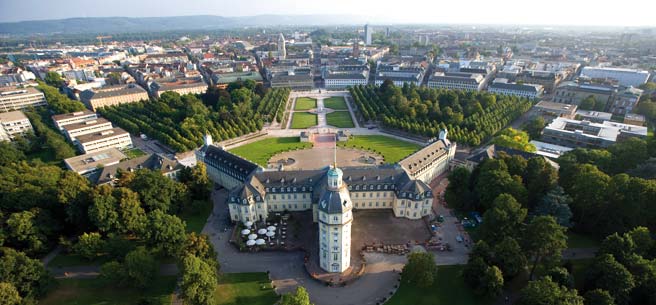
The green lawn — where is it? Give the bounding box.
[214,272,278,305]
[569,258,594,290]
[123,148,147,159]
[290,112,317,129]
[387,265,494,305]
[48,253,112,269]
[326,111,355,128]
[294,97,317,110]
[39,276,177,305]
[181,200,213,233]
[229,137,312,167]
[338,135,421,163]
[567,232,601,248]
[323,96,348,110]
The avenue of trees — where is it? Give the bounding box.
[99,81,289,152]
[348,81,532,145]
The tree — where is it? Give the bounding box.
[146,210,186,256]
[522,116,546,140]
[100,261,126,285]
[179,163,211,201]
[480,194,527,243]
[583,289,615,305]
[127,169,187,213]
[494,237,527,277]
[579,95,597,111]
[72,232,105,260]
[517,277,584,305]
[607,137,649,174]
[598,233,635,265]
[534,187,573,228]
[179,255,217,305]
[115,188,147,235]
[180,233,218,270]
[444,167,473,211]
[6,210,48,255]
[57,171,92,229]
[523,216,567,279]
[0,248,51,300]
[0,282,21,305]
[524,157,558,206]
[491,128,536,152]
[88,185,120,233]
[402,252,438,288]
[480,265,504,298]
[585,254,635,305]
[626,227,654,257]
[0,142,25,166]
[280,287,313,305]
[123,247,157,288]
[44,71,64,87]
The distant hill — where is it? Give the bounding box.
[0,14,381,35]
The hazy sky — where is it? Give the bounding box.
[0,0,654,26]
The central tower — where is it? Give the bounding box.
[317,145,352,273]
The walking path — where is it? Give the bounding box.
[316,98,327,127]
[49,264,179,279]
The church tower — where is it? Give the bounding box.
[278,33,286,60]
[317,145,352,273]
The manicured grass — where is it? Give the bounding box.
[123,148,147,159]
[567,231,601,248]
[326,111,355,128]
[229,137,312,167]
[290,112,317,129]
[181,200,213,233]
[338,135,421,164]
[569,258,594,290]
[48,253,112,268]
[387,265,494,305]
[294,97,317,110]
[39,276,177,305]
[323,96,348,110]
[214,272,278,305]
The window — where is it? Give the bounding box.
[333,216,338,222]
[333,253,339,261]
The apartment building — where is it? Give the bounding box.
[542,117,647,149]
[427,72,486,91]
[488,79,544,99]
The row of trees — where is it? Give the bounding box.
[348,81,532,145]
[100,86,290,152]
[37,80,87,114]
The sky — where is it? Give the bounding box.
[0,0,654,26]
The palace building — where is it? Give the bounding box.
[197,131,456,273]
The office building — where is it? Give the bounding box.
[0,110,33,141]
[278,33,287,60]
[52,110,98,131]
[64,118,114,141]
[64,148,127,176]
[79,84,149,111]
[542,117,647,148]
[76,127,133,154]
[364,24,373,46]
[0,86,47,112]
[488,79,544,99]
[428,72,486,91]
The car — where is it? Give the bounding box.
[437,215,445,222]
[456,235,464,243]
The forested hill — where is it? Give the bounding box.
[0,14,375,35]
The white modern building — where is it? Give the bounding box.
[64,118,114,141]
[278,33,287,60]
[580,67,650,87]
[0,110,33,141]
[52,110,99,131]
[364,24,373,46]
[0,87,47,112]
[76,127,133,154]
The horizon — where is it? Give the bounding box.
[1,0,655,27]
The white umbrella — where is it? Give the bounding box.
[248,234,258,240]
[266,231,275,237]
[246,240,256,246]
[241,229,250,235]
[245,221,253,227]
[267,226,276,231]
[258,228,268,235]
[256,239,266,245]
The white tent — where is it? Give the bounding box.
[248,234,258,240]
[241,229,250,235]
[267,226,276,231]
[258,229,268,235]
[266,231,275,237]
[246,240,256,246]
[245,221,253,227]
[256,239,266,245]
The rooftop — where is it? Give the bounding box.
[64,147,126,174]
[52,109,96,121]
[76,127,129,144]
[0,110,28,122]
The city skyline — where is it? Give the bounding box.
[1,0,655,27]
